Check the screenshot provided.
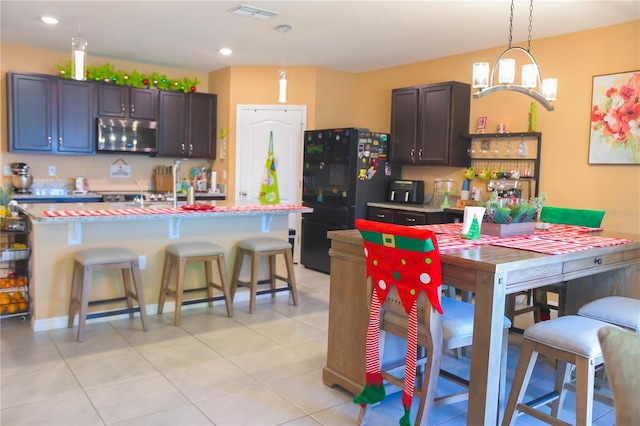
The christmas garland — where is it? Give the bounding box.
[55,61,200,93]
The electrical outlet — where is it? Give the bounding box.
[222,170,227,180]
[138,255,146,270]
[48,166,56,177]
[3,165,10,176]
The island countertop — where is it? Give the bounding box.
[19,200,311,224]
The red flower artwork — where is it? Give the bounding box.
[589,71,640,164]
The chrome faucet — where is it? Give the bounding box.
[172,160,181,208]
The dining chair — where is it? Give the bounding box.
[533,206,606,321]
[598,326,640,425]
[352,219,511,425]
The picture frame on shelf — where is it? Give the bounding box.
[588,70,640,165]
[476,116,487,132]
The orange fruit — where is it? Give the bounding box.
[5,303,17,314]
[11,292,23,301]
[17,302,27,312]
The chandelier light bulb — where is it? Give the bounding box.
[521,64,538,89]
[498,59,515,84]
[541,78,558,101]
[472,62,489,89]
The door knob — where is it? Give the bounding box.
[240,191,247,196]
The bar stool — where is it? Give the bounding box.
[502,315,619,426]
[68,247,148,342]
[157,242,233,326]
[230,237,298,314]
[578,296,640,333]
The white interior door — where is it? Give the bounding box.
[236,105,306,262]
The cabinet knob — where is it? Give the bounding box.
[181,143,185,153]
[130,104,135,113]
[47,136,52,146]
[189,144,193,153]
[377,213,385,218]
[407,218,415,222]
[418,149,423,160]
[410,148,415,159]
[58,137,62,148]
[121,104,125,113]
[594,258,603,265]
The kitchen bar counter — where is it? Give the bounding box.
[20,201,310,331]
[20,201,306,224]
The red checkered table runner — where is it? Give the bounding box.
[42,204,308,218]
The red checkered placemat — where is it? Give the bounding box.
[488,235,592,255]
[435,235,480,253]
[414,223,464,235]
[536,224,603,235]
[536,234,632,247]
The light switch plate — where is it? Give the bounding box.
[48,166,56,177]
[3,165,10,176]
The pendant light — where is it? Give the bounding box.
[71,26,87,81]
[472,0,557,111]
[276,24,292,103]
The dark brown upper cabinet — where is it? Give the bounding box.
[97,84,157,120]
[8,72,95,154]
[157,91,217,159]
[390,81,470,166]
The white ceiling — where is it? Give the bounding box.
[1,1,638,74]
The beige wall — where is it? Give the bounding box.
[2,20,639,233]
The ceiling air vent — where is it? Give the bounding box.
[229,4,280,20]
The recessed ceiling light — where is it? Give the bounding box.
[229,4,279,20]
[219,48,232,56]
[41,16,59,25]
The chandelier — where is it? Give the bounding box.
[472,0,557,111]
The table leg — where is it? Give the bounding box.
[468,271,507,425]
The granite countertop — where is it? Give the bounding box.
[12,191,103,200]
[19,200,311,224]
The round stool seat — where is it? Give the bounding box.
[166,242,225,258]
[524,315,617,357]
[237,237,291,252]
[74,247,138,266]
[578,296,640,331]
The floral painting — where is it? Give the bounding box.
[589,71,640,164]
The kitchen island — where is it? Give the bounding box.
[17,201,310,331]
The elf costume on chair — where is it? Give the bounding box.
[353,219,443,426]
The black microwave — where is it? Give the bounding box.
[96,117,158,154]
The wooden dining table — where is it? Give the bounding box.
[323,224,640,425]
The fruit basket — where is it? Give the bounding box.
[0,247,30,262]
[0,290,29,316]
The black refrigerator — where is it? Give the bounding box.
[300,128,399,273]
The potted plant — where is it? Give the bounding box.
[480,192,546,236]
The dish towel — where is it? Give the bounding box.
[353,219,443,426]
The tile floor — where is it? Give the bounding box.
[1,265,615,425]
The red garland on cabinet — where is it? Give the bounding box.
[55,61,200,93]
